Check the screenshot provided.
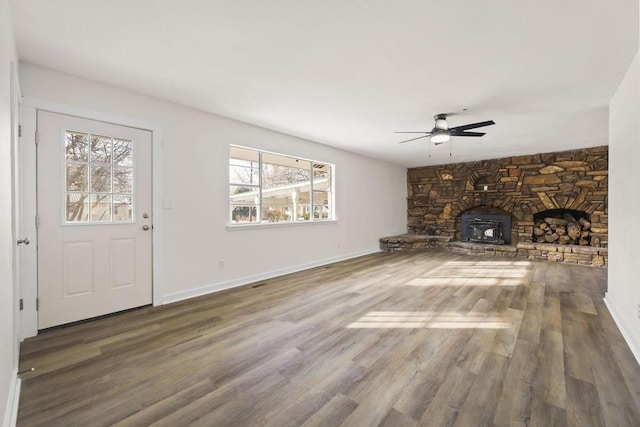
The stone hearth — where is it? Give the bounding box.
[387,146,609,267]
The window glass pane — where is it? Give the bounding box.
[230,185,259,203]
[313,163,331,189]
[230,146,259,162]
[262,203,293,222]
[65,131,89,161]
[91,135,112,164]
[91,194,112,222]
[91,165,112,192]
[113,195,133,221]
[313,191,330,206]
[66,193,90,222]
[231,205,258,223]
[262,153,310,190]
[313,205,331,220]
[113,166,133,193]
[230,164,259,185]
[66,163,88,191]
[113,139,133,166]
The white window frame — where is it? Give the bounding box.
[228,145,335,227]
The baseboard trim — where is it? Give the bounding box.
[604,294,640,365]
[162,248,381,304]
[2,370,20,427]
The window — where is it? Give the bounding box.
[65,130,134,223]
[229,146,334,224]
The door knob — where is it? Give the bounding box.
[17,237,30,245]
[142,225,150,231]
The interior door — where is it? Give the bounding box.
[37,111,153,329]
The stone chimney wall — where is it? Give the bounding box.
[407,146,608,246]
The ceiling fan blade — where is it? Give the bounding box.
[398,135,431,144]
[449,120,495,132]
[394,131,429,134]
[451,131,486,137]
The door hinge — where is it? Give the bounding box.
[19,299,23,311]
[18,125,22,138]
[35,131,39,144]
[35,215,40,229]
[36,298,39,311]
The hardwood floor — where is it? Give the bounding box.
[17,250,640,426]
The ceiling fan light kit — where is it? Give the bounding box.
[396,113,495,149]
[430,130,450,144]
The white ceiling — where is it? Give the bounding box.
[10,0,639,167]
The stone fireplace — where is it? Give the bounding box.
[381,146,609,266]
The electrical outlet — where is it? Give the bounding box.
[218,259,225,270]
[637,303,640,319]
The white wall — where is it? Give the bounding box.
[18,63,407,302]
[0,0,18,424]
[606,50,640,362]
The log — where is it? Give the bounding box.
[544,233,560,243]
[539,223,549,231]
[536,237,546,243]
[558,235,571,245]
[578,217,591,228]
[556,225,566,236]
[545,217,568,226]
[567,223,581,239]
[579,238,589,246]
[580,230,590,238]
[562,213,580,226]
[534,227,545,237]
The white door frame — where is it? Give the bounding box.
[20,96,164,339]
[10,63,21,368]
[7,61,23,427]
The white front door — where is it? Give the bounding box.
[37,111,153,329]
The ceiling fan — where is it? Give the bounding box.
[396,113,495,145]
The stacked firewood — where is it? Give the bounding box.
[533,213,597,246]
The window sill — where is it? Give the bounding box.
[226,219,337,231]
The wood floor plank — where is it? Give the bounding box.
[300,393,358,427]
[492,339,538,426]
[418,365,475,426]
[453,352,510,426]
[16,250,640,426]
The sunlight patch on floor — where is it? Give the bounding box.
[406,277,523,287]
[444,260,532,267]
[347,311,509,329]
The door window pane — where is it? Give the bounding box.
[113,195,133,221]
[65,131,89,161]
[66,193,90,222]
[66,163,88,191]
[91,194,112,222]
[91,135,112,164]
[91,165,112,192]
[114,166,133,193]
[113,139,133,166]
